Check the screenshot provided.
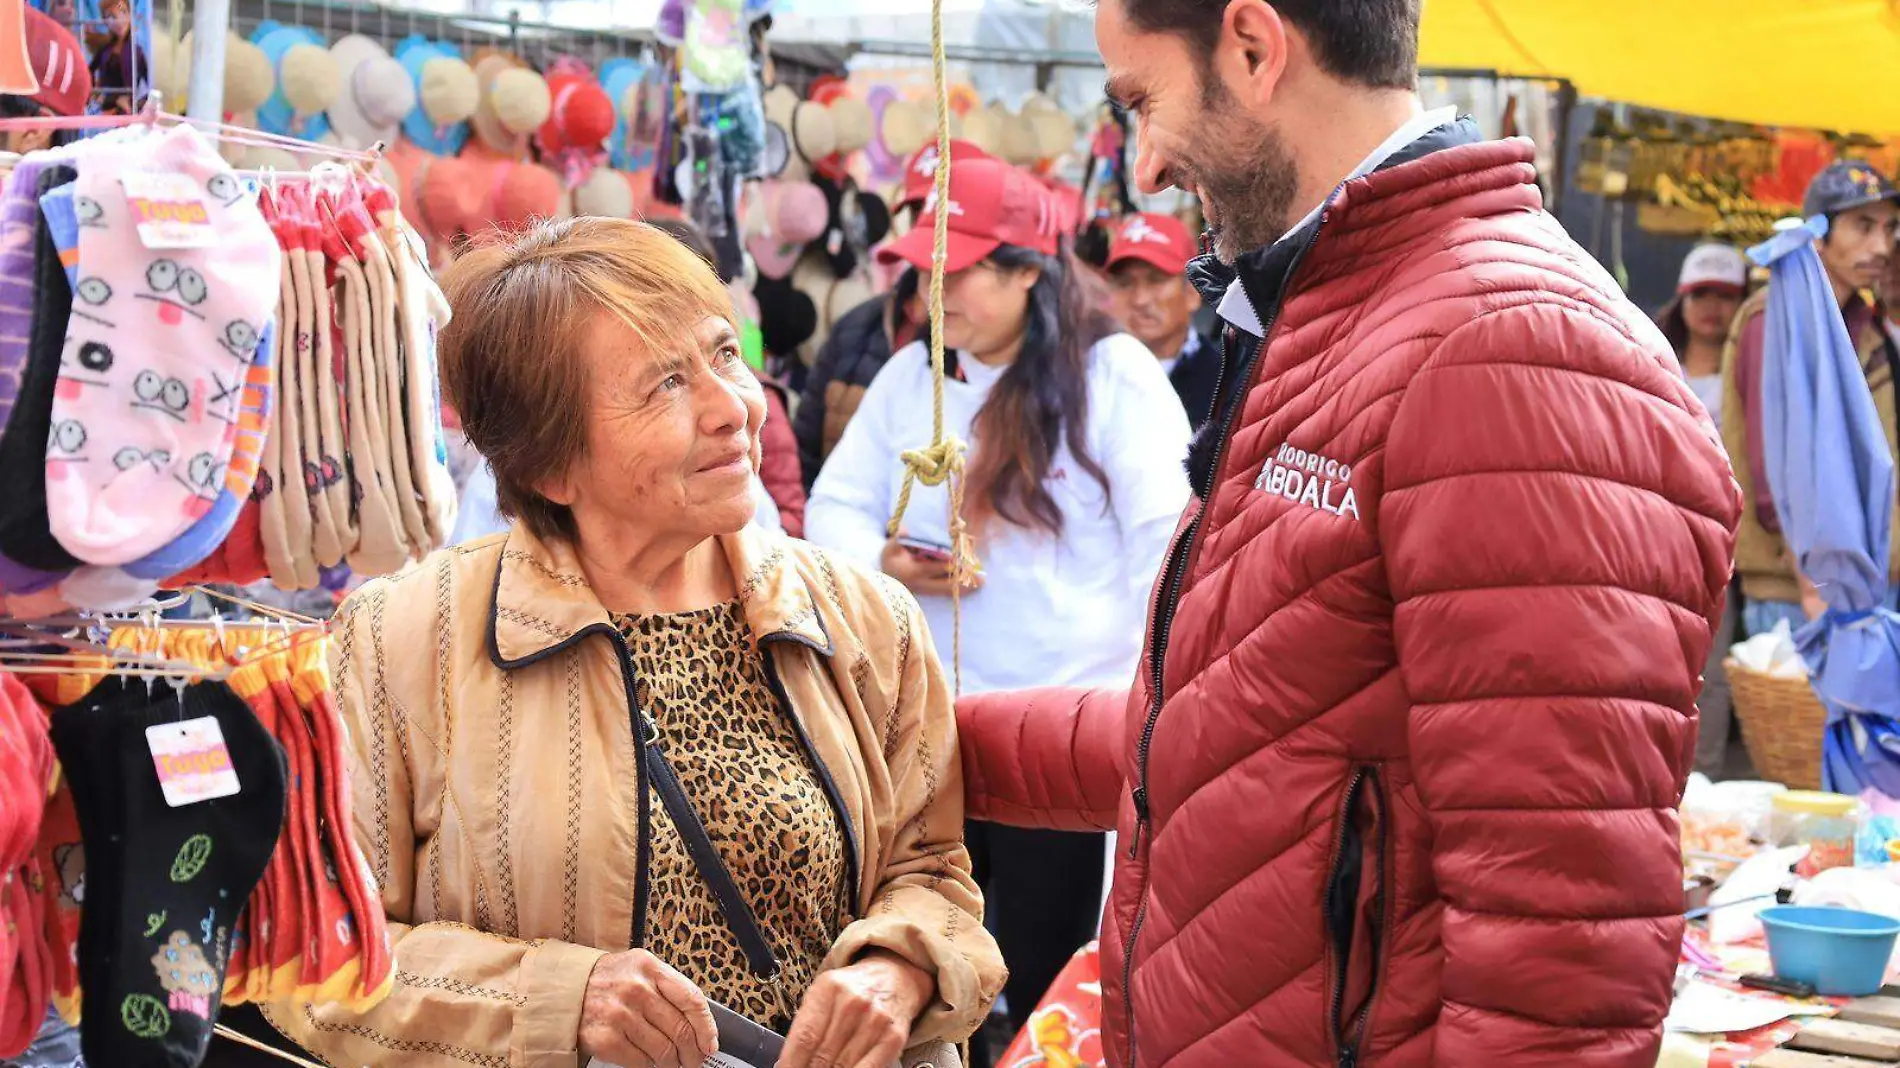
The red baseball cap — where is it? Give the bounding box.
[21,8,89,118]
[1106,212,1196,277]
[878,158,1060,274]
[897,138,992,211]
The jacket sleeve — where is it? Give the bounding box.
[807,351,907,569]
[760,386,808,537]
[796,317,849,492]
[1380,306,1738,1068]
[268,583,606,1068]
[823,582,1006,1045]
[955,687,1128,831]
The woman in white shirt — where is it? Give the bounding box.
[807,158,1191,1043]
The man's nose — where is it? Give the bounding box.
[1133,126,1173,197]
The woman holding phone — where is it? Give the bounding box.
[806,160,1191,1039]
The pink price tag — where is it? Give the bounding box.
[119,172,217,250]
[145,716,242,808]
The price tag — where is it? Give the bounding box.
[146,716,242,808]
[119,172,216,250]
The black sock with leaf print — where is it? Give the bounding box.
[50,678,287,1068]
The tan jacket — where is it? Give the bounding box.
[268,524,1004,1067]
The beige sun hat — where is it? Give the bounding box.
[494,67,551,135]
[1000,110,1040,164]
[154,27,191,104]
[419,53,480,127]
[573,165,635,218]
[880,99,928,158]
[233,145,303,172]
[828,95,873,154]
[763,83,799,130]
[792,100,838,162]
[959,104,1003,156]
[1031,109,1077,160]
[279,42,341,117]
[223,34,276,114]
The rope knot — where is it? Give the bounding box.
[898,438,966,486]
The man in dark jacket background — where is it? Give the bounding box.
[954,1,1741,1066]
[1106,211,1220,427]
[793,268,923,490]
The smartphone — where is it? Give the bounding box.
[587,1002,784,1068]
[896,535,953,563]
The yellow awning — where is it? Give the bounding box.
[1419,0,1900,135]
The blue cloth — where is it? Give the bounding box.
[36,182,77,286]
[1744,597,1810,640]
[1751,216,1900,797]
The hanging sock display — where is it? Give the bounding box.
[48,676,288,1068]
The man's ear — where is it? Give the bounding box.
[1221,0,1291,110]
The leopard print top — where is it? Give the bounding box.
[616,601,850,1032]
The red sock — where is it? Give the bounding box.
[30,773,81,1023]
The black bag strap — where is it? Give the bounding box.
[643,730,782,980]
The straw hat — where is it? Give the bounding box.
[280,43,340,116]
[879,100,928,158]
[763,84,799,130]
[1031,110,1077,161]
[420,53,479,128]
[327,34,414,150]
[959,105,1002,156]
[1000,110,1038,165]
[828,96,873,155]
[494,67,552,135]
[154,26,191,105]
[791,100,837,162]
[468,56,515,152]
[223,34,275,114]
[1020,92,1060,115]
[573,166,634,218]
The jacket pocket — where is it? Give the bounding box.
[1324,765,1388,1068]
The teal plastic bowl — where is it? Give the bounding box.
[1760,905,1900,996]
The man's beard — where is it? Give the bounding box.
[1180,95,1299,265]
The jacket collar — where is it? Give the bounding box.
[488,523,834,669]
[1187,117,1490,316]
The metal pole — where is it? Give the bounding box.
[185,0,231,121]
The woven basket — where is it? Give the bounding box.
[1725,658,1826,790]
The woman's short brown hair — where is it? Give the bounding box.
[437,217,735,541]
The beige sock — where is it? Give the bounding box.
[263,242,316,590]
[334,252,410,576]
[304,239,356,561]
[279,222,340,570]
[378,207,458,547]
[354,222,429,556]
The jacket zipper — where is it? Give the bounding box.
[760,641,864,905]
[1328,766,1389,1068]
[1121,217,1331,1066]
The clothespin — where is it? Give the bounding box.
[210,612,229,661]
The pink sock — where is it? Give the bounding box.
[44,126,281,564]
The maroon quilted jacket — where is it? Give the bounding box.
[956,128,1740,1068]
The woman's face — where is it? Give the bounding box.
[921,260,1038,356]
[545,312,765,540]
[103,0,129,34]
[1682,286,1742,346]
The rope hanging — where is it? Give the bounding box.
[885,0,979,693]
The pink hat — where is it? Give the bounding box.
[745,179,829,280]
[493,162,563,228]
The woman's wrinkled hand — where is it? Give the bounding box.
[778,952,935,1068]
[578,950,719,1068]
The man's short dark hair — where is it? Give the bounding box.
[1119,0,1422,91]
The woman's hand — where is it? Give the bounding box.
[779,952,936,1068]
[880,537,982,598]
[578,950,719,1068]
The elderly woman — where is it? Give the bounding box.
[256,217,1002,1068]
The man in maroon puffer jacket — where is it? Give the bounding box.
[954,2,1742,1067]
